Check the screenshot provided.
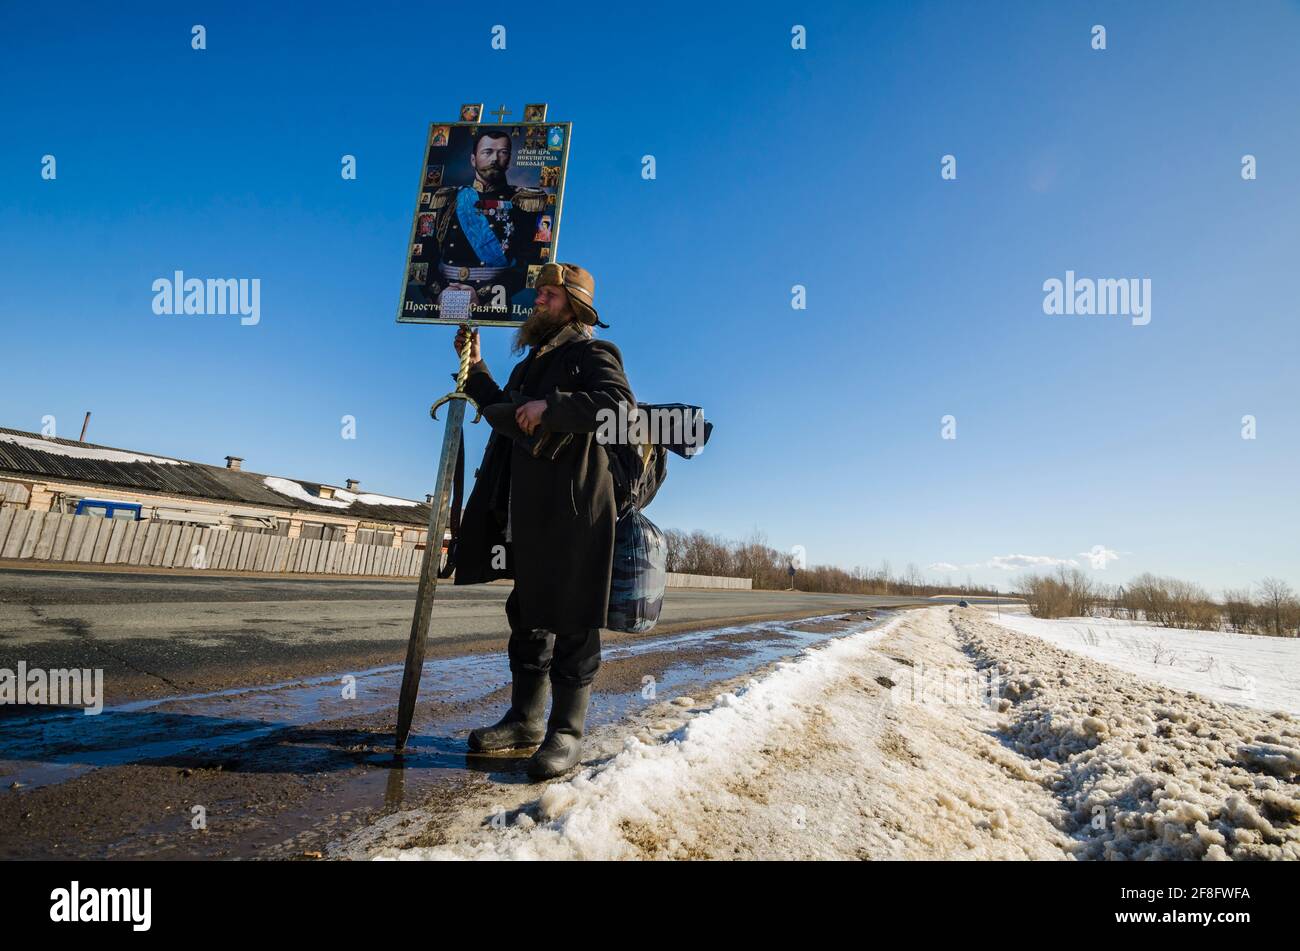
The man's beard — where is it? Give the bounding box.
[512,305,570,354]
[475,166,506,189]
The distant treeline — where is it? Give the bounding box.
[662,529,1002,599]
[663,528,1298,637]
[1015,567,1300,637]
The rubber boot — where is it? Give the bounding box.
[467,669,549,752]
[526,682,592,780]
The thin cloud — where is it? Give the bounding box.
[987,554,1080,571]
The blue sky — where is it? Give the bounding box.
[2,1,1297,592]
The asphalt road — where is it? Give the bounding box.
[0,567,925,702]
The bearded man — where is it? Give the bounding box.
[451,262,633,779]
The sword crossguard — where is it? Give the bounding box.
[430,392,481,423]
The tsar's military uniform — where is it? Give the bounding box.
[416,181,548,310]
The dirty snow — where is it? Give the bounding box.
[956,610,1300,859]
[983,611,1300,715]
[338,606,1300,861]
[0,432,184,466]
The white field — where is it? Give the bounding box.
[340,607,1300,861]
[983,609,1300,715]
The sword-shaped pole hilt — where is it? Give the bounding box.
[431,325,482,423]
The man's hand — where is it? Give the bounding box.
[515,399,548,436]
[453,325,481,365]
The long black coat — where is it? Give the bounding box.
[454,324,635,633]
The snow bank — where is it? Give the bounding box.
[956,611,1300,860]
[379,616,906,860]
[352,609,1072,861]
[984,612,1300,715]
[343,607,1298,861]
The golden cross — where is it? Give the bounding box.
[489,104,512,123]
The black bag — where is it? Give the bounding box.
[607,441,667,518]
[605,403,710,517]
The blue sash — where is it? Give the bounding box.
[455,187,511,267]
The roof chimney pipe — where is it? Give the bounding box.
[346,479,360,492]
[225,456,243,471]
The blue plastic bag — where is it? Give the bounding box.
[607,510,667,633]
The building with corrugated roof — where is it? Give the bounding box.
[0,427,435,550]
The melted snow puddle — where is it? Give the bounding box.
[0,612,874,793]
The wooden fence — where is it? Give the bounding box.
[0,509,423,578]
[666,572,752,590]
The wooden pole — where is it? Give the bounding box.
[394,396,465,751]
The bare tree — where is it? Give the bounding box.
[1257,577,1297,637]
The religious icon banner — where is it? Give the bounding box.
[397,115,572,326]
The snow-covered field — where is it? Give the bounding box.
[339,607,1300,861]
[983,610,1300,715]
